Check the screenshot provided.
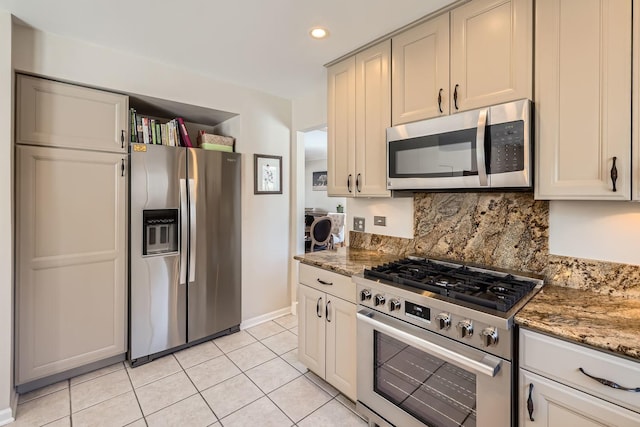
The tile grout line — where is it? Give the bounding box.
[123,359,147,425]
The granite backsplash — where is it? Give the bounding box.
[350,192,640,298]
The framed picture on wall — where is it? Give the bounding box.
[254,154,282,194]
[312,171,327,191]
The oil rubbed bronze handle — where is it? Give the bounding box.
[453,84,460,110]
[121,130,125,149]
[347,174,352,193]
[527,383,535,421]
[326,300,332,322]
[356,173,361,192]
[316,298,322,318]
[438,88,444,113]
[610,157,618,192]
[579,368,640,392]
[317,278,333,286]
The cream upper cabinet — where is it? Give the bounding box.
[17,75,129,153]
[535,0,631,200]
[450,0,533,112]
[327,57,356,197]
[327,40,390,197]
[392,13,450,124]
[16,145,127,385]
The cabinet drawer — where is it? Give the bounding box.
[520,329,640,414]
[520,370,640,427]
[299,264,355,303]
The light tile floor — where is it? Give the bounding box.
[12,314,367,427]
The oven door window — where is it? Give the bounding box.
[388,128,478,178]
[374,331,476,427]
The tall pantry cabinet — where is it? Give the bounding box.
[15,75,128,387]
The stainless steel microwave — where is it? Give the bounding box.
[387,99,532,191]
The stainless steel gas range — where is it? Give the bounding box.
[354,256,543,427]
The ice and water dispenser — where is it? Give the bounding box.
[143,209,179,255]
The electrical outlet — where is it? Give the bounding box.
[353,217,365,232]
[374,216,386,226]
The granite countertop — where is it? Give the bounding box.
[516,285,640,361]
[293,246,400,277]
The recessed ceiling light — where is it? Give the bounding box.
[309,27,329,39]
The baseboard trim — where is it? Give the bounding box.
[240,305,294,330]
[0,405,16,427]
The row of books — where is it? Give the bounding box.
[129,108,193,147]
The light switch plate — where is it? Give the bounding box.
[374,216,386,226]
[354,217,365,232]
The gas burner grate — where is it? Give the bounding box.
[364,258,538,312]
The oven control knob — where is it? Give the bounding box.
[374,294,386,306]
[456,320,473,338]
[360,289,372,302]
[389,299,401,311]
[435,313,451,330]
[481,327,499,347]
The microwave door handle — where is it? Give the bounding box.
[357,311,501,378]
[179,178,188,285]
[476,108,489,186]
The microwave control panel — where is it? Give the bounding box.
[489,120,525,174]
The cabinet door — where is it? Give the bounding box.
[392,13,450,124]
[355,40,391,197]
[520,370,640,427]
[325,296,357,401]
[535,0,631,200]
[16,145,127,384]
[327,57,356,197]
[450,0,533,112]
[297,284,326,376]
[17,75,129,153]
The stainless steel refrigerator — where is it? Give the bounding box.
[129,144,241,366]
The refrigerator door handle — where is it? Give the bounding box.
[179,178,188,285]
[188,179,196,283]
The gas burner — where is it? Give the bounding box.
[364,257,541,313]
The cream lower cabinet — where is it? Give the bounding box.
[519,329,640,426]
[16,145,127,385]
[297,264,357,400]
[535,0,632,200]
[327,40,390,198]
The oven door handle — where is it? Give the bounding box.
[357,312,502,378]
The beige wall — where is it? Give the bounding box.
[11,26,293,326]
[0,11,15,426]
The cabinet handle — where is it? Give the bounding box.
[579,367,640,392]
[317,278,333,286]
[326,300,332,322]
[453,84,460,110]
[527,383,535,421]
[610,156,618,192]
[121,159,125,177]
[121,130,125,149]
[316,297,323,318]
[347,174,352,193]
[438,88,443,113]
[356,173,361,192]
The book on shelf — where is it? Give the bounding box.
[128,109,196,147]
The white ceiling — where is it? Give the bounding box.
[0,0,457,100]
